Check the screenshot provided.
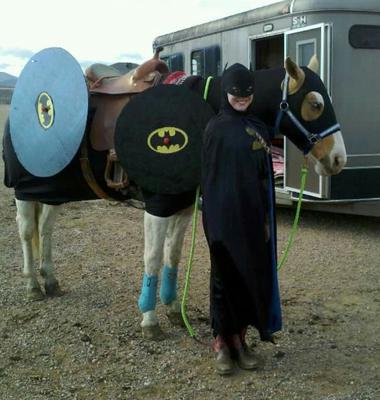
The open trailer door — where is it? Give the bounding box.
[284,23,331,198]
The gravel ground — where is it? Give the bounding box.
[1,104,379,399]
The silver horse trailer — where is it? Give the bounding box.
[153,0,380,217]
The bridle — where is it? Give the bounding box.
[274,73,341,154]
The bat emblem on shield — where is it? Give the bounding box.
[147,126,188,154]
[36,92,55,129]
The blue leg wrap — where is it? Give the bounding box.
[138,274,158,313]
[160,265,178,305]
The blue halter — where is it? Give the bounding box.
[274,73,341,154]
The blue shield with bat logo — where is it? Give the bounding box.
[9,47,88,177]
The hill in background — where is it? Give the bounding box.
[0,72,17,88]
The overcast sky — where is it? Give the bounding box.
[0,0,281,76]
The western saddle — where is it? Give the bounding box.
[86,48,168,95]
[82,47,170,196]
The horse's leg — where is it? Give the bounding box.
[139,211,169,339]
[38,203,63,297]
[15,199,44,300]
[161,206,193,325]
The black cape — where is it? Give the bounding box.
[201,103,281,341]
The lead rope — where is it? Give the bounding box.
[181,185,201,339]
[181,76,213,340]
[181,77,308,338]
[277,160,308,270]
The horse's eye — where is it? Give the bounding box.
[301,92,324,121]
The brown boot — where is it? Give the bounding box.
[231,333,258,370]
[213,335,234,375]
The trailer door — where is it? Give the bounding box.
[284,23,331,198]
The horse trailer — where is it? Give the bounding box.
[153,0,380,217]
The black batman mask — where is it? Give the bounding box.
[222,63,254,97]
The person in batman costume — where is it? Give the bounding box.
[201,63,281,375]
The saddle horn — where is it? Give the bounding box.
[133,47,169,80]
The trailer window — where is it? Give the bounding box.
[191,46,221,77]
[191,51,203,75]
[296,39,316,66]
[161,53,184,72]
[349,25,380,49]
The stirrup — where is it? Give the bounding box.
[104,149,129,190]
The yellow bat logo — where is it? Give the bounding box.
[36,92,55,129]
[147,127,188,154]
[246,127,266,152]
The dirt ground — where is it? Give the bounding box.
[0,104,379,400]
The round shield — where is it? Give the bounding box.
[9,47,88,177]
[115,85,214,194]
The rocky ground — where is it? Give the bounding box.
[0,104,379,399]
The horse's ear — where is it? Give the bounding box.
[307,54,319,73]
[285,56,305,94]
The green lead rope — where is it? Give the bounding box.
[181,186,201,338]
[181,76,213,339]
[277,165,308,270]
[181,75,309,337]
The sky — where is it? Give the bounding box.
[0,0,281,77]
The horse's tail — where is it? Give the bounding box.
[31,204,40,260]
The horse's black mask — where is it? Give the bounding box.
[283,68,339,153]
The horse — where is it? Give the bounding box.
[135,55,347,339]
[2,54,346,340]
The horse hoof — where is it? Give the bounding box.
[166,310,185,327]
[141,324,165,340]
[45,281,64,297]
[27,287,45,301]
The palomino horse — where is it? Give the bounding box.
[2,56,346,340]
